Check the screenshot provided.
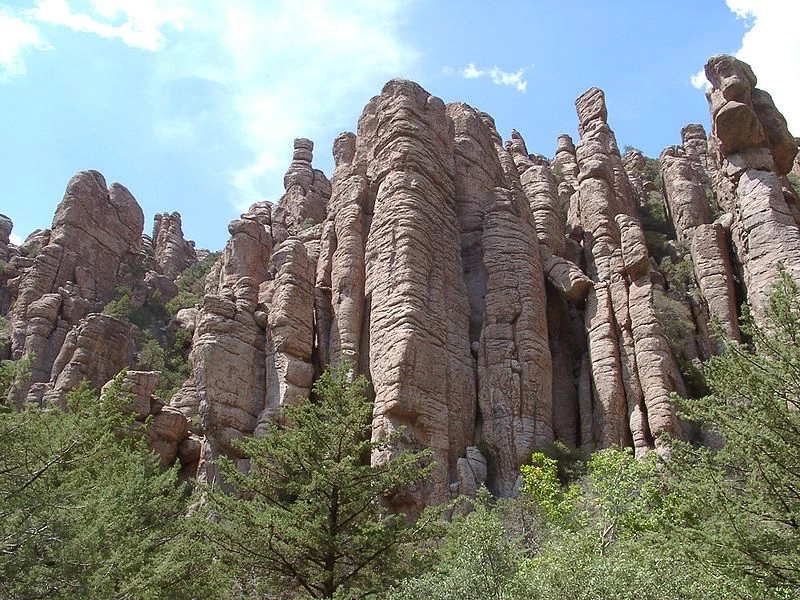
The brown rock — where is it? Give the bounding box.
[0,214,11,263]
[539,248,592,301]
[272,139,332,243]
[359,80,475,510]
[152,212,197,279]
[323,132,369,370]
[8,171,144,397]
[705,55,800,320]
[261,239,316,426]
[691,223,740,343]
[574,86,681,453]
[41,313,135,408]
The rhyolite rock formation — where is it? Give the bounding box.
[704,54,800,319]
[153,212,197,279]
[2,53,798,511]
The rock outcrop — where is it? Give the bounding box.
[6,171,145,404]
[705,54,800,318]
[152,212,197,279]
[4,54,798,513]
[574,87,681,455]
[660,126,740,343]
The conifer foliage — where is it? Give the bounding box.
[0,376,223,599]
[201,364,436,599]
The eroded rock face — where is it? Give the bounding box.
[705,54,800,318]
[7,171,145,404]
[152,212,197,279]
[0,214,11,264]
[271,139,332,244]
[659,126,741,343]
[41,313,135,408]
[12,62,797,509]
[358,81,475,510]
[574,87,681,454]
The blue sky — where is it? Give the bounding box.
[1,0,798,251]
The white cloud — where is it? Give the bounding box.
[31,0,192,51]
[724,0,800,133]
[690,68,709,90]
[0,9,49,81]
[459,62,531,92]
[148,0,418,209]
[2,0,418,211]
[464,62,532,92]
[9,232,22,245]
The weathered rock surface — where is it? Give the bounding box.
[7,58,798,511]
[0,214,11,264]
[358,81,475,510]
[6,171,145,405]
[152,212,197,279]
[41,313,135,408]
[101,370,192,470]
[659,126,741,343]
[705,54,800,318]
[574,87,682,453]
[271,139,332,244]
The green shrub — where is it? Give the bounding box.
[166,252,219,315]
[653,289,695,360]
[102,286,133,322]
[552,162,566,184]
[660,254,695,295]
[640,191,670,234]
[788,173,800,198]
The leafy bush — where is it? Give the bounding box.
[788,173,800,198]
[0,354,32,401]
[166,252,219,315]
[551,162,565,184]
[639,190,670,234]
[102,285,133,322]
[653,289,695,359]
[659,254,695,295]
[666,269,800,594]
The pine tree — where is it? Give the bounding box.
[0,375,225,599]
[667,268,800,594]
[201,364,436,599]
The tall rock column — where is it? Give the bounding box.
[705,54,800,318]
[186,206,272,483]
[318,132,369,372]
[271,138,332,244]
[152,212,197,279]
[660,126,740,342]
[358,80,475,511]
[575,88,681,454]
[448,103,553,496]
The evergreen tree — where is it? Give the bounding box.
[0,375,225,599]
[201,364,436,599]
[666,268,800,595]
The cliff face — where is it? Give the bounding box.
[1,54,798,508]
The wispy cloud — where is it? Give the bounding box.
[9,232,22,246]
[693,0,800,132]
[690,68,708,90]
[149,0,419,210]
[458,62,531,92]
[31,0,192,51]
[2,0,419,212]
[0,8,49,81]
